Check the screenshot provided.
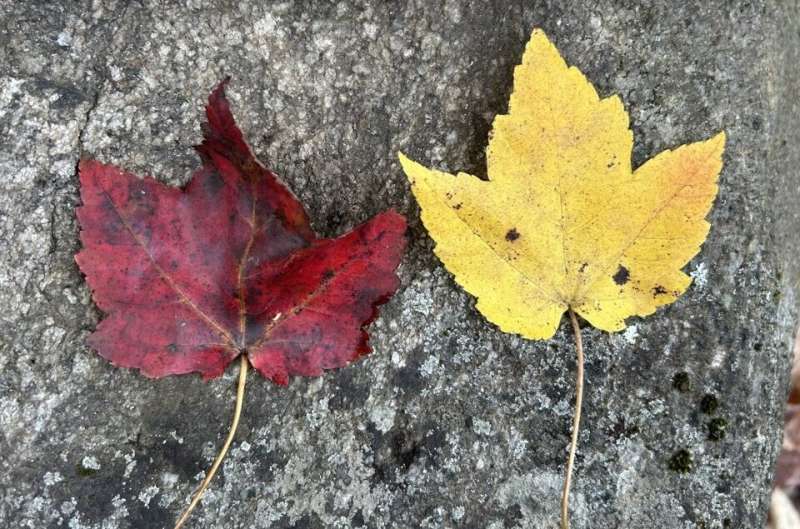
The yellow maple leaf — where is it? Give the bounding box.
[400,29,724,340]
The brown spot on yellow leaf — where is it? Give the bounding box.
[612,265,630,286]
[505,228,520,242]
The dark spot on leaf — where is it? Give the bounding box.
[700,393,719,414]
[668,449,694,473]
[652,285,668,296]
[166,343,178,353]
[453,203,462,210]
[612,265,630,285]
[203,171,225,194]
[579,262,588,273]
[505,228,520,242]
[708,418,728,441]
[672,372,691,392]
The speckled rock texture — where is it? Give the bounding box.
[2,2,799,528]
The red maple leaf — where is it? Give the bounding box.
[75,79,406,528]
[76,79,406,385]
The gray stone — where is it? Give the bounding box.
[1,1,799,528]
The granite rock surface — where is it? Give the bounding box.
[2,1,800,528]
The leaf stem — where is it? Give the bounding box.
[561,308,584,529]
[173,354,249,529]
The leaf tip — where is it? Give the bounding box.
[709,130,727,154]
[397,151,423,185]
[198,77,251,162]
[381,208,409,232]
[529,27,550,43]
[209,76,232,101]
[523,27,561,64]
[397,150,412,167]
